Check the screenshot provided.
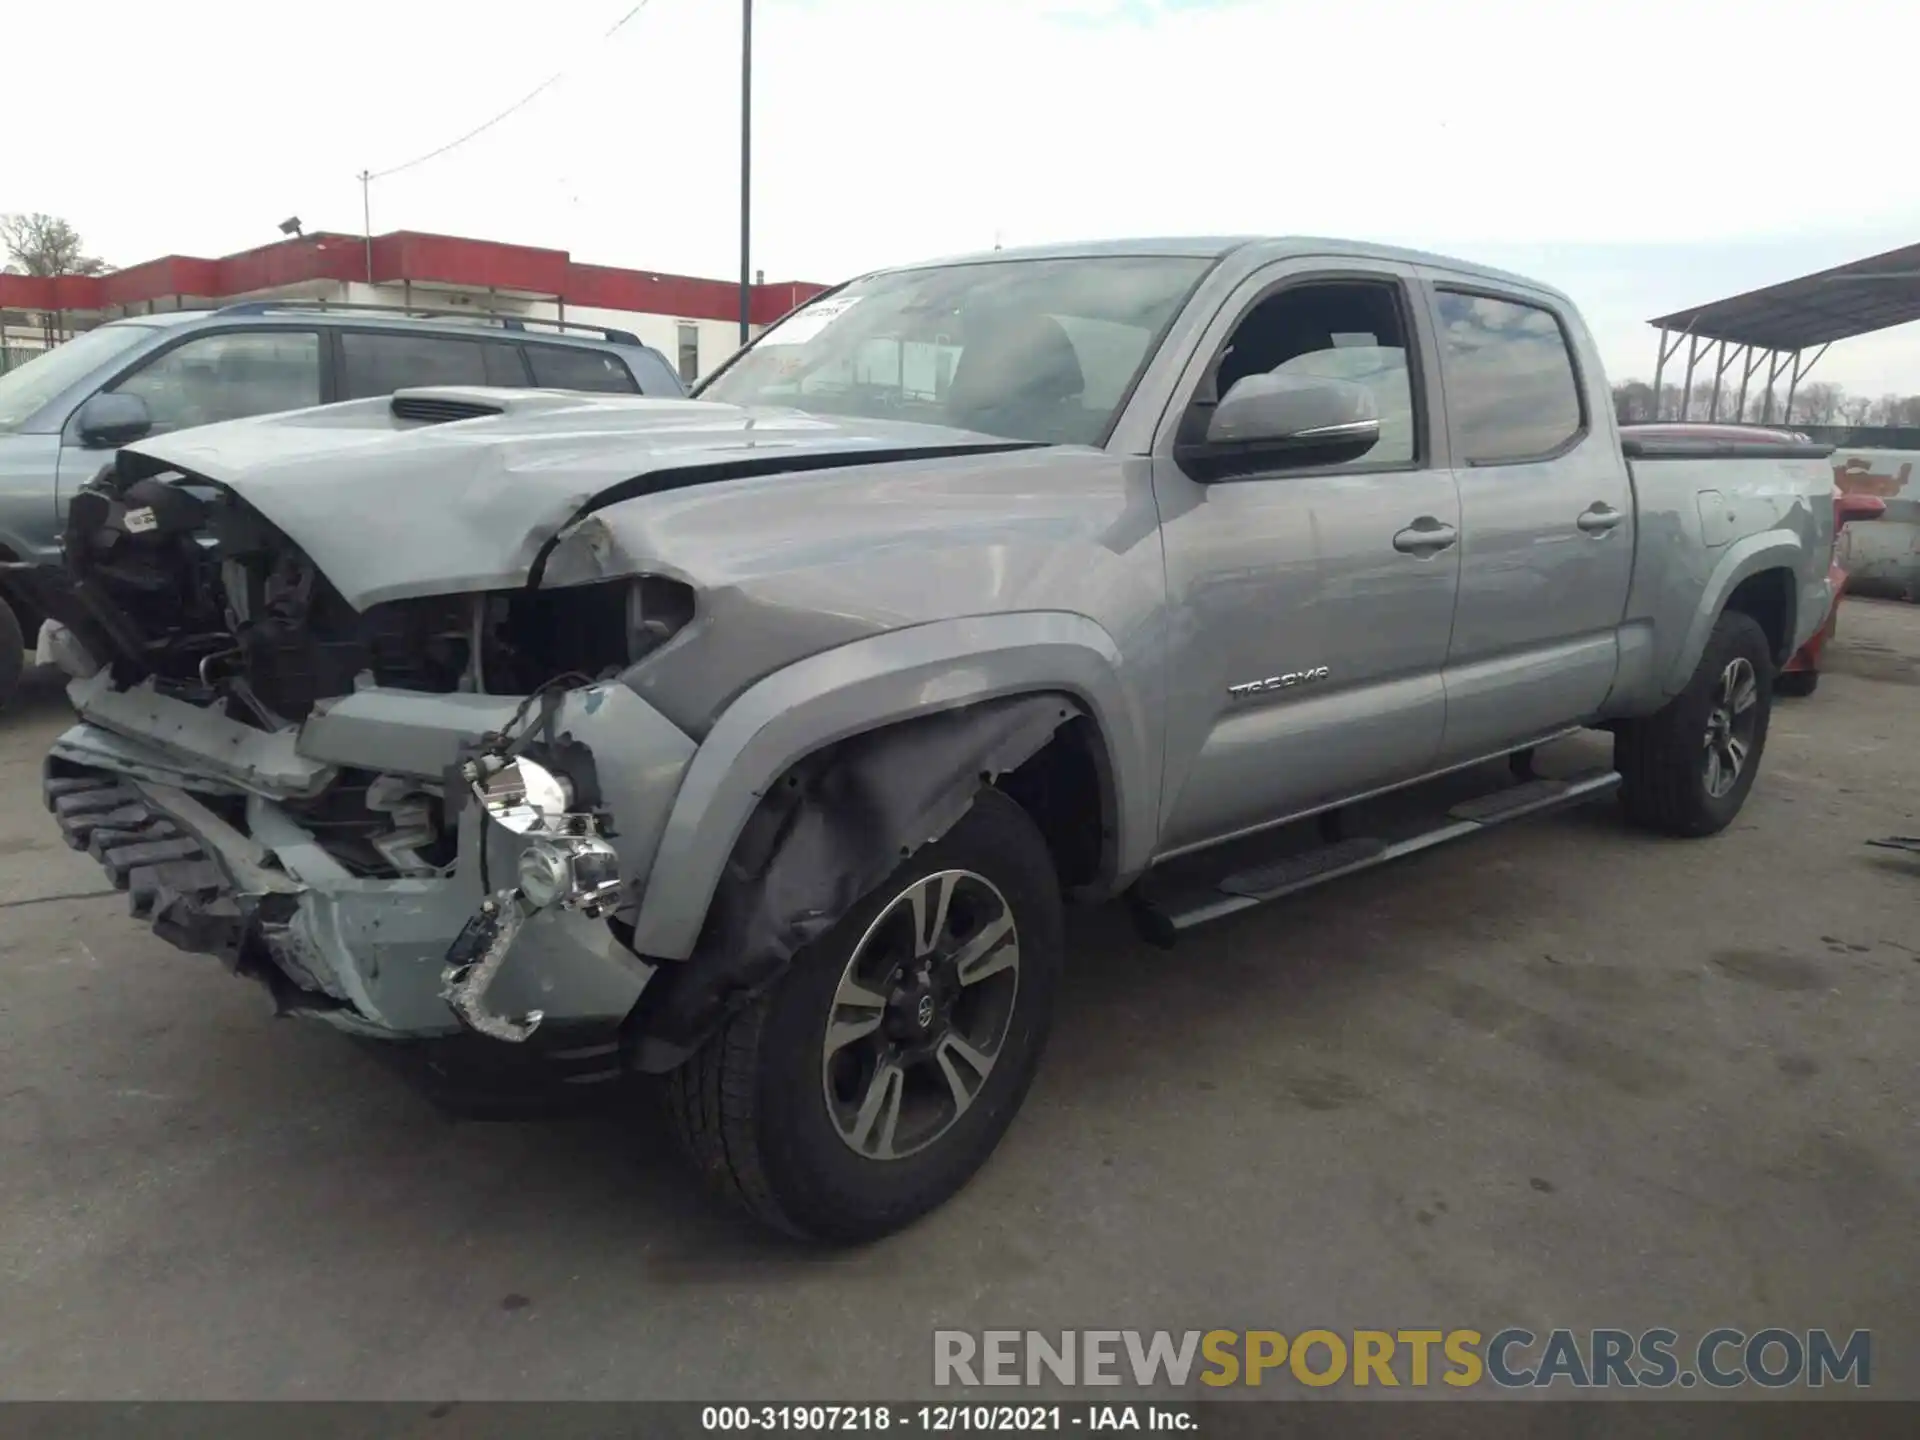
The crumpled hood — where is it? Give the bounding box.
[119,387,1027,609]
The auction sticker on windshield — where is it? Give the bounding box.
[764,295,862,345]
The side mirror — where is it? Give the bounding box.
[1837,492,1886,525]
[1179,373,1380,480]
[75,391,153,450]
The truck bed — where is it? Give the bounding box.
[1619,422,1835,462]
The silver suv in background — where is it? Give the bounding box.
[0,302,684,705]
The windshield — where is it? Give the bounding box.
[699,256,1210,445]
[0,324,155,431]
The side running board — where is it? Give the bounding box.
[1131,767,1621,947]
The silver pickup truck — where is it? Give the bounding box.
[35,237,1833,1241]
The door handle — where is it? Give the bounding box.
[1577,503,1624,535]
[1393,518,1458,555]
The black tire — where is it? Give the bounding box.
[0,594,23,714]
[1615,609,1774,837]
[1774,668,1819,698]
[664,787,1063,1243]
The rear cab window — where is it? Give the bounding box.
[1432,290,1585,464]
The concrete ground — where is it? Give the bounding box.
[1,605,1916,1401]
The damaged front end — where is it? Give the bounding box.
[40,451,698,1048]
[37,436,1091,1079]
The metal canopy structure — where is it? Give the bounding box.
[1645,241,1920,423]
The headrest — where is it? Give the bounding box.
[947,313,1085,412]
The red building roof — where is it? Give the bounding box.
[0,230,828,327]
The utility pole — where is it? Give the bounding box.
[358,170,374,284]
[739,0,753,346]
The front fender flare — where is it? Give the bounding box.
[625,611,1155,961]
[1662,531,1814,695]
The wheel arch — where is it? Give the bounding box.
[1663,536,1806,694]
[620,613,1151,1070]
[626,611,1152,963]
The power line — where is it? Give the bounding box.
[368,2,652,181]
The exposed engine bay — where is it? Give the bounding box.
[54,461,692,719]
[38,456,692,885]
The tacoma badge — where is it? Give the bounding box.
[1228,666,1330,699]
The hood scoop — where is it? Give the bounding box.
[391,393,505,425]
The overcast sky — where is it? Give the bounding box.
[11,0,1920,393]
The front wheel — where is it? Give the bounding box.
[664,787,1063,1242]
[1615,610,1774,837]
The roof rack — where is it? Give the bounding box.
[212,298,642,347]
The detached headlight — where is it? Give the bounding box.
[462,755,623,916]
[516,840,573,909]
[471,756,572,834]
[444,751,624,1045]
[515,835,622,913]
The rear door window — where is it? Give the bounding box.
[340,332,524,399]
[1433,291,1585,463]
[526,345,639,394]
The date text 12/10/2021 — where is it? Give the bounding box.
[702,1405,1195,1432]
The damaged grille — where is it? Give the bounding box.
[44,761,344,1009]
[44,766,237,954]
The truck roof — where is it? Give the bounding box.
[888,235,1565,303]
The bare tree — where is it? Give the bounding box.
[1613,377,1920,431]
[1612,380,1656,422]
[1873,394,1920,428]
[0,213,111,277]
[1790,381,1845,425]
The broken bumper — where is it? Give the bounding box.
[46,675,697,1043]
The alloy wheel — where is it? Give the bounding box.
[1703,656,1760,798]
[821,869,1022,1161]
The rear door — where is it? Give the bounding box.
[1417,277,1634,761]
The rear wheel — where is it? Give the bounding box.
[1616,610,1774,837]
[664,788,1063,1242]
[1774,668,1819,698]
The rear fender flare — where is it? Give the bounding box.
[625,612,1155,961]
[1663,532,1811,695]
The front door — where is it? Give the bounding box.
[1416,278,1634,762]
[1152,261,1462,856]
